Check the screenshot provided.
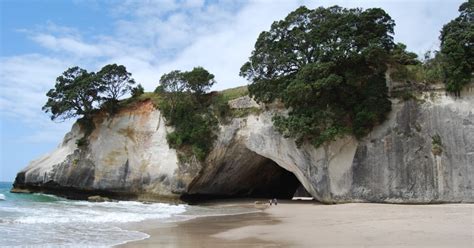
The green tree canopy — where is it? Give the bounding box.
[388,43,421,82]
[439,0,473,95]
[158,70,187,93]
[182,67,216,94]
[42,66,100,121]
[157,67,218,161]
[241,5,395,147]
[157,67,215,94]
[390,43,419,66]
[43,64,138,122]
[97,64,135,102]
[131,84,145,98]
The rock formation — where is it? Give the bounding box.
[12,84,474,203]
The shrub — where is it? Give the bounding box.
[75,137,88,147]
[131,84,145,98]
[158,67,219,161]
[431,134,443,156]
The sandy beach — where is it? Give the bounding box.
[119,201,473,248]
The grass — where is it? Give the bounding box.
[217,85,249,102]
[116,86,256,123]
[231,107,261,118]
[390,64,443,85]
[119,92,162,108]
[211,86,259,121]
[118,86,249,110]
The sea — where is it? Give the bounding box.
[0,182,256,247]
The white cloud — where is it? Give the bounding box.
[32,34,104,57]
[20,0,464,91]
[155,0,305,89]
[114,0,179,17]
[0,54,68,119]
[134,0,464,89]
[16,121,73,144]
[0,54,74,144]
[183,0,205,8]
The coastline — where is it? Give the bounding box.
[117,211,277,247]
[119,200,474,248]
[116,199,277,247]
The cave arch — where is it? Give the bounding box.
[182,148,310,202]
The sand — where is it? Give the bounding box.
[119,201,474,248]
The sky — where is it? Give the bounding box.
[0,0,465,182]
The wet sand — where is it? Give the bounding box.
[119,201,474,248]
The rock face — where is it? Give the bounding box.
[13,102,183,201]
[12,86,474,203]
[87,195,113,202]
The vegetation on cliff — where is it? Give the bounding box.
[439,0,473,96]
[153,72,251,161]
[240,3,472,147]
[41,2,472,157]
[42,64,142,146]
[388,50,444,85]
[155,67,219,161]
[390,0,473,96]
[241,6,396,147]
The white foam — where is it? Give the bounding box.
[0,222,150,247]
[10,201,186,224]
[0,196,259,247]
[0,199,186,247]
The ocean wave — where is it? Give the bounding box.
[0,192,261,247]
[0,222,150,247]
[7,201,186,224]
[0,197,186,247]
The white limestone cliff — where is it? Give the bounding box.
[13,86,474,203]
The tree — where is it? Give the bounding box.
[182,67,216,94]
[97,64,135,102]
[439,0,473,96]
[158,70,187,93]
[131,84,145,97]
[389,43,420,82]
[42,66,101,121]
[158,70,187,114]
[391,43,419,66]
[157,67,218,161]
[241,5,395,147]
[158,67,215,112]
[158,67,216,94]
[421,51,444,83]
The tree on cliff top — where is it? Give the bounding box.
[241,5,395,147]
[97,64,136,102]
[439,0,473,96]
[43,64,137,122]
[42,66,101,121]
[157,67,215,95]
[156,67,218,161]
[157,67,216,114]
[183,67,216,95]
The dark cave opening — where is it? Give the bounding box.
[182,150,307,203]
[237,157,302,199]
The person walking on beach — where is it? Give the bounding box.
[273,198,278,205]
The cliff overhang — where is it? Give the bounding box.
[11,84,474,204]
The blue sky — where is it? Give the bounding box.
[0,0,464,182]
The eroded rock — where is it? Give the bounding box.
[88,195,111,202]
[11,86,474,204]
